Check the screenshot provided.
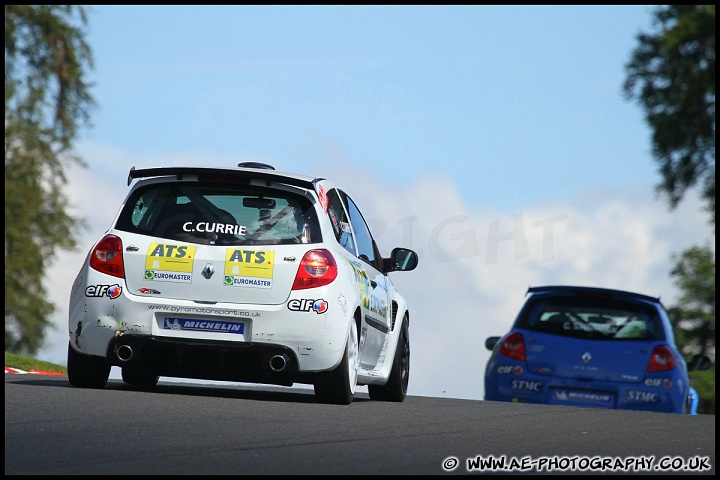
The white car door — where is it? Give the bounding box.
[341,192,391,371]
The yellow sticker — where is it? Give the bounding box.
[224,249,274,278]
[350,260,370,308]
[145,243,196,272]
[144,243,196,283]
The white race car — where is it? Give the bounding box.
[67,162,418,404]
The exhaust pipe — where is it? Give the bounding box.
[116,344,134,362]
[269,354,290,372]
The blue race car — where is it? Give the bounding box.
[484,285,711,414]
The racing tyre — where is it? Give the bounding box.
[67,342,111,389]
[314,322,359,405]
[121,367,159,387]
[368,316,409,402]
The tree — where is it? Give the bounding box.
[5,5,94,355]
[667,244,716,415]
[667,245,716,359]
[623,5,715,224]
[624,5,716,414]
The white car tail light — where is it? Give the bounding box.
[292,249,337,290]
[89,234,125,278]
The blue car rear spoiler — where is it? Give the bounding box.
[527,285,660,303]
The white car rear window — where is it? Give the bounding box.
[115,182,321,246]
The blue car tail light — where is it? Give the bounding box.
[646,345,677,373]
[498,332,526,362]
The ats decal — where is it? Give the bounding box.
[224,249,274,288]
[288,299,328,314]
[144,243,196,283]
[85,284,122,299]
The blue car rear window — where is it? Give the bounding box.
[517,297,663,341]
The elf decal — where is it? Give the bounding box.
[144,243,197,283]
[224,249,274,288]
[288,299,328,314]
[85,284,122,299]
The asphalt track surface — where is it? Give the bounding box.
[5,374,715,475]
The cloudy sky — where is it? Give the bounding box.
[37,5,713,400]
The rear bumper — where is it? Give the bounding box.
[69,269,354,375]
[107,334,315,386]
[484,362,686,414]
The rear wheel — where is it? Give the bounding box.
[67,342,111,389]
[314,322,359,405]
[121,367,159,387]
[368,316,409,402]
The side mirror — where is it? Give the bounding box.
[384,247,419,273]
[687,354,712,372]
[485,336,500,351]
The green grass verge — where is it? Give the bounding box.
[5,352,68,374]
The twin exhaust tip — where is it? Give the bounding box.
[116,344,290,373]
[269,354,290,372]
[116,344,134,362]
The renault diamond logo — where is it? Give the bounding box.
[201,264,215,279]
[582,352,592,364]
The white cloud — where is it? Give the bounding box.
[37,145,714,401]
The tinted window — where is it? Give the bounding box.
[341,192,380,269]
[325,188,355,255]
[517,297,663,341]
[115,182,320,246]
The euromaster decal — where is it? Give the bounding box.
[224,248,274,289]
[144,243,196,283]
